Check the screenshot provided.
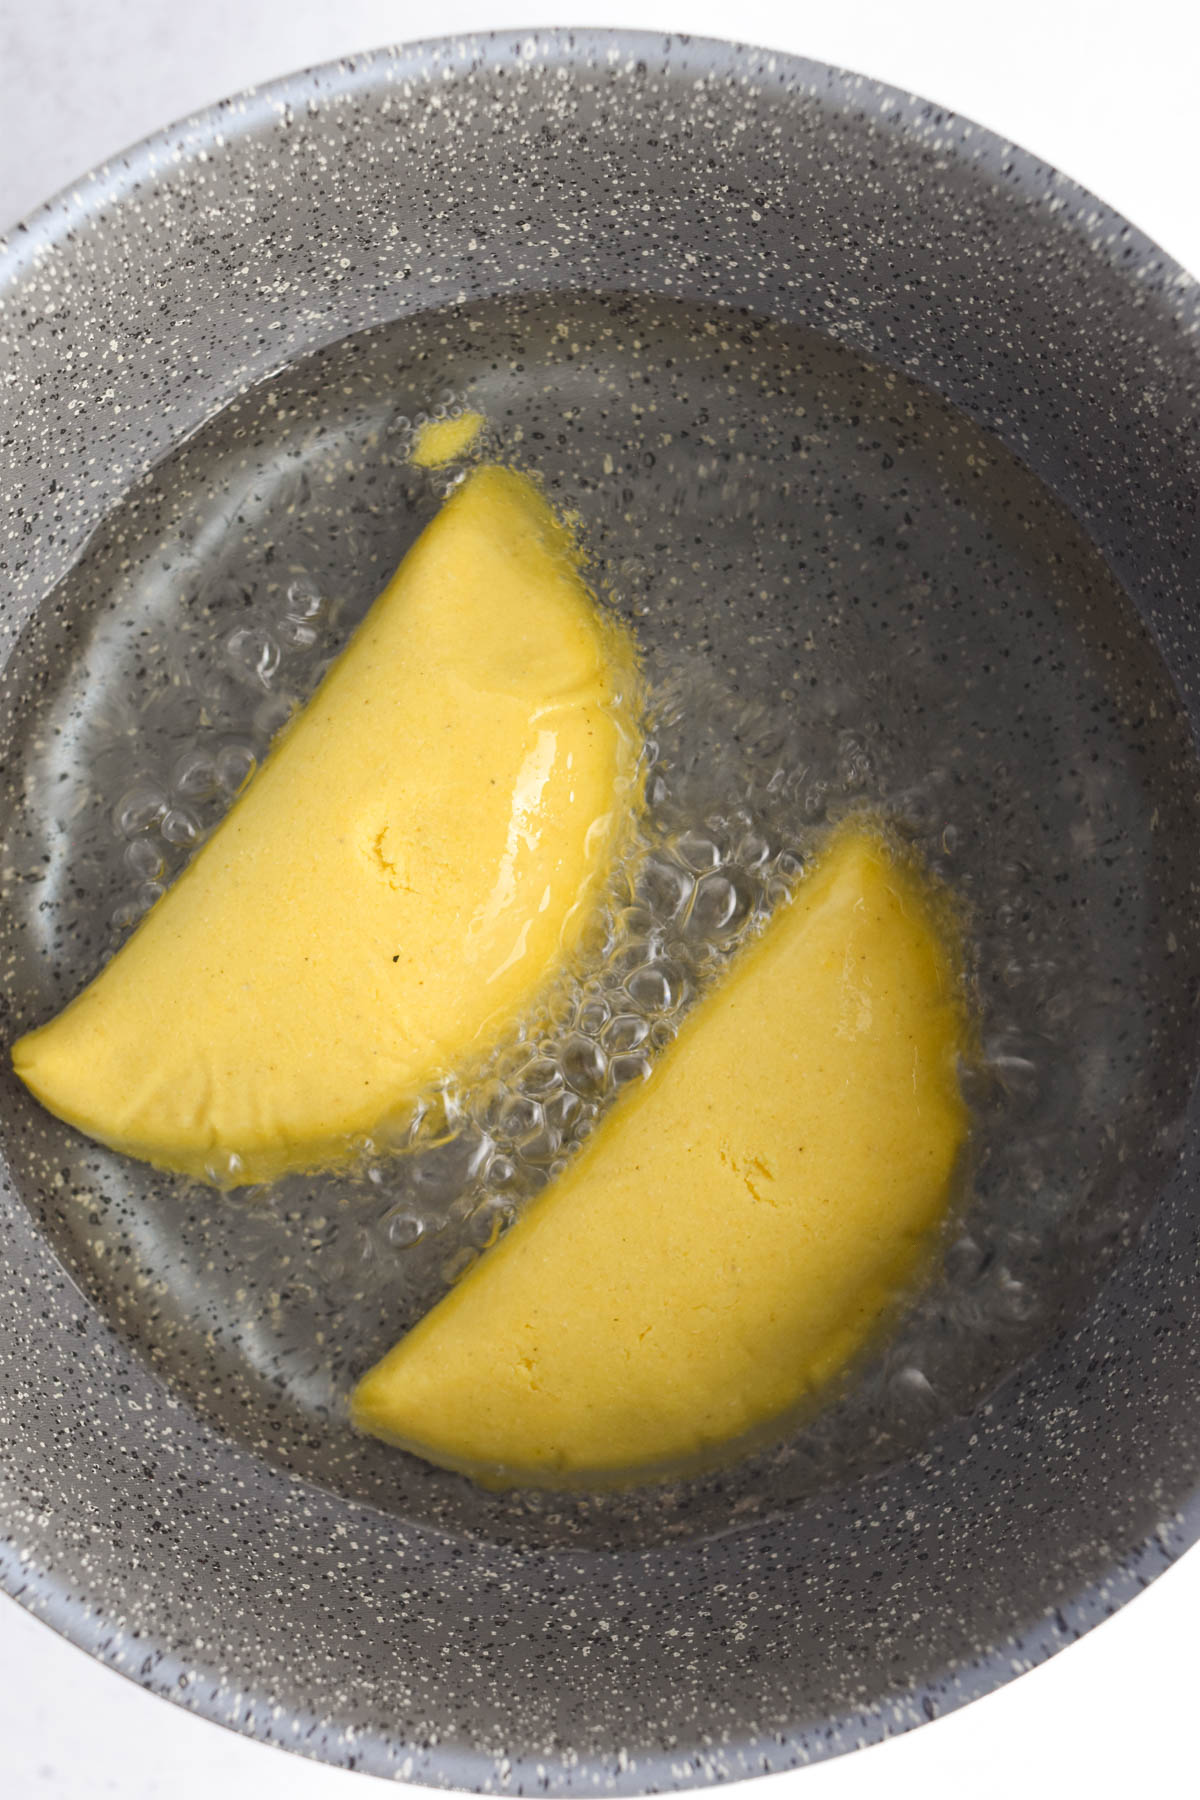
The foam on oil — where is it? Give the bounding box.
[3,291,1197,1543]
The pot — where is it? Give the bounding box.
[1,28,1199,1792]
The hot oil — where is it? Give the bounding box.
[3,292,1198,1546]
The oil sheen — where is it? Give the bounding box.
[2,292,1196,1538]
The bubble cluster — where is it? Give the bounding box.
[387,389,482,497]
[327,662,845,1275]
[101,572,344,945]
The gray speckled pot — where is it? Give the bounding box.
[2,28,1200,1793]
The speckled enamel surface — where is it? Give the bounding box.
[1,29,1199,1794]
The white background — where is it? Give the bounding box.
[1,1,1198,1795]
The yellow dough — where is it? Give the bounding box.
[13,466,639,1184]
[409,411,485,467]
[352,826,968,1486]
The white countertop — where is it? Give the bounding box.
[1,2,1198,1795]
